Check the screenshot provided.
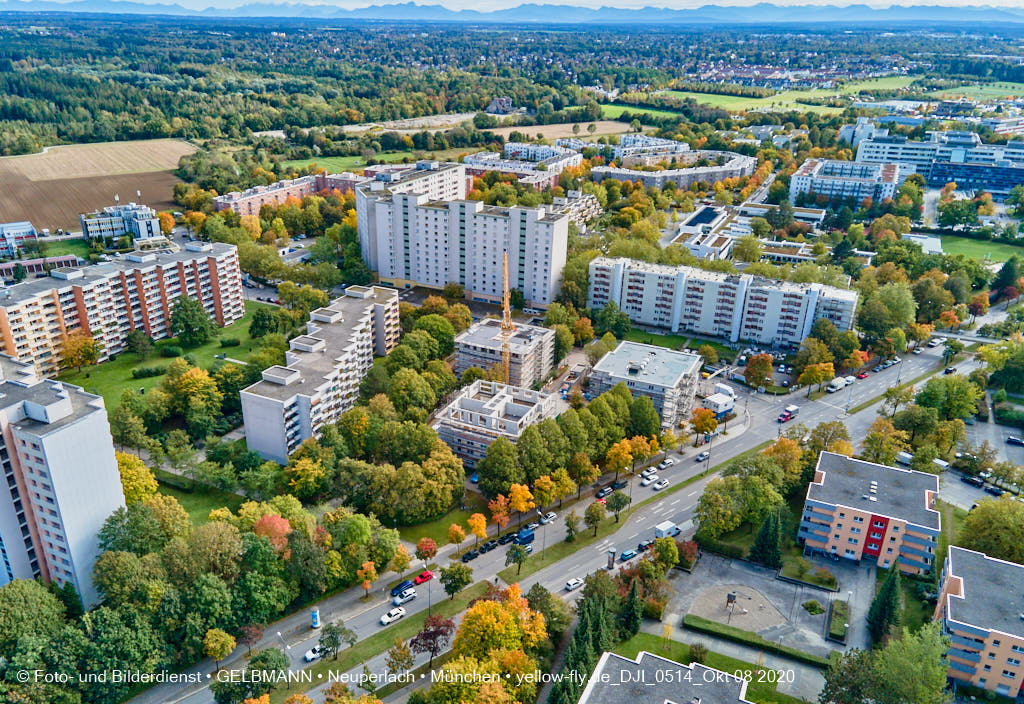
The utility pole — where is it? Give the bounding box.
[500,251,513,385]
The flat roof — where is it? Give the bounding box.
[592,341,701,387]
[683,205,723,227]
[0,356,105,434]
[807,452,940,530]
[945,546,1024,640]
[579,651,752,704]
[455,318,554,354]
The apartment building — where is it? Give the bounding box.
[550,190,603,233]
[240,286,399,464]
[857,131,1024,197]
[589,150,757,189]
[0,222,38,257]
[589,341,701,429]
[432,379,557,468]
[0,243,244,374]
[838,116,890,147]
[555,133,691,161]
[0,355,124,608]
[463,142,582,188]
[79,202,161,240]
[936,546,1024,698]
[797,452,940,575]
[789,158,905,204]
[453,318,555,388]
[356,161,569,308]
[577,651,755,704]
[213,172,367,216]
[588,257,858,348]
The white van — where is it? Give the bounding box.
[826,378,847,393]
[895,451,914,466]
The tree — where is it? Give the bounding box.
[467,513,487,546]
[916,374,981,420]
[732,235,764,262]
[170,296,217,347]
[320,621,357,660]
[239,623,265,657]
[389,545,411,574]
[568,452,599,498]
[617,581,643,638]
[744,353,774,388]
[126,329,154,359]
[748,510,783,568]
[593,301,630,338]
[385,638,413,673]
[508,483,535,523]
[477,437,524,499]
[628,396,660,439]
[505,544,530,575]
[356,561,378,598]
[866,567,902,644]
[819,648,876,704]
[689,408,718,445]
[697,344,719,365]
[564,510,580,542]
[957,496,1024,563]
[61,329,102,371]
[414,314,456,356]
[517,425,552,483]
[882,385,915,417]
[860,418,910,466]
[584,501,606,536]
[870,622,951,704]
[439,564,473,600]
[606,490,630,522]
[204,628,236,671]
[798,362,834,397]
[487,494,511,536]
[115,450,157,504]
[410,615,455,666]
[604,438,633,478]
[0,579,64,653]
[447,523,466,547]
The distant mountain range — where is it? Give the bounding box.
[3,0,1024,23]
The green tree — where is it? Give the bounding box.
[505,544,530,575]
[617,580,642,638]
[414,314,456,356]
[477,436,524,499]
[627,396,660,439]
[866,567,902,645]
[748,510,782,568]
[584,501,606,536]
[915,374,982,420]
[319,620,357,659]
[385,638,414,673]
[439,563,473,600]
[204,628,236,671]
[0,580,64,652]
[170,296,217,347]
[125,329,154,359]
[564,510,580,542]
[957,496,1024,564]
[870,622,951,704]
[606,490,630,522]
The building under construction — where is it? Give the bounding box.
[453,318,556,388]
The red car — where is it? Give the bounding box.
[857,372,869,379]
[413,570,434,585]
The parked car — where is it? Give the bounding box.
[637,539,654,552]
[393,588,417,606]
[596,486,613,499]
[961,475,985,487]
[695,451,710,462]
[844,375,856,385]
[461,550,479,563]
[641,467,658,478]
[525,521,540,531]
[872,365,883,373]
[658,458,675,470]
[653,479,670,490]
[413,570,434,584]
[944,367,957,375]
[611,479,628,490]
[1008,437,1024,446]
[469,472,479,483]
[640,474,658,487]
[985,486,1005,497]
[498,533,517,545]
[541,511,556,524]
[480,540,498,552]
[304,646,323,663]
[380,607,407,625]
[390,580,414,597]
[565,578,584,592]
[618,549,638,562]
[912,347,923,355]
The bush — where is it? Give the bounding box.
[695,533,746,559]
[643,597,666,621]
[130,366,167,379]
[688,642,709,665]
[682,615,832,668]
[160,345,183,358]
[828,600,850,641]
[994,402,1024,428]
[812,567,838,589]
[677,539,699,569]
[977,402,990,422]
[219,338,241,348]
[993,388,1008,404]
[803,599,825,615]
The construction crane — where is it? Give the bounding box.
[500,250,514,385]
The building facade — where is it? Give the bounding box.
[0,243,244,374]
[935,546,1024,698]
[453,318,555,388]
[588,341,701,429]
[0,222,38,257]
[79,202,161,240]
[356,161,569,308]
[556,133,691,161]
[589,150,757,189]
[240,286,400,464]
[588,257,857,348]
[789,158,904,204]
[432,380,557,468]
[463,142,582,188]
[213,172,367,216]
[797,452,940,575]
[0,356,124,608]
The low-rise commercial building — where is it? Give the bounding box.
[589,341,701,429]
[240,285,399,464]
[588,257,857,348]
[0,355,124,608]
[590,150,757,190]
[433,379,557,468]
[0,255,81,280]
[79,202,161,240]
[356,161,568,308]
[577,650,755,704]
[453,318,555,388]
[0,222,38,257]
[213,172,367,216]
[0,243,244,374]
[790,158,905,204]
[935,546,1024,698]
[798,452,940,575]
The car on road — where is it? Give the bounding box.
[641,467,658,478]
[961,475,985,487]
[912,347,923,355]
[498,533,517,545]
[461,550,479,563]
[304,646,323,663]
[637,539,654,552]
[653,479,670,490]
[525,521,540,531]
[478,540,497,553]
[469,472,479,483]
[1008,437,1024,446]
[844,375,856,385]
[695,451,710,462]
[985,486,1005,497]
[872,365,883,372]
[390,580,414,597]
[565,578,584,592]
[857,372,869,379]
[618,549,638,562]
[944,367,957,375]
[541,511,557,524]
[658,458,675,470]
[393,588,417,606]
[596,486,613,499]
[611,479,628,490]
[640,474,659,486]
[414,570,434,584]
[380,607,407,625]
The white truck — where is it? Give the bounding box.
[655,521,681,539]
[826,377,847,393]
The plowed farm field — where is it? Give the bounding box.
[0,139,197,231]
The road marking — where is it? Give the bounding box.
[687,490,698,497]
[671,499,681,506]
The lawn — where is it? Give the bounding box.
[282,147,469,173]
[659,90,843,115]
[398,490,489,546]
[39,239,92,259]
[623,329,733,361]
[59,300,275,408]
[935,499,967,577]
[601,103,689,119]
[929,82,1024,100]
[874,568,933,633]
[940,235,1024,263]
[154,469,245,524]
[613,633,806,704]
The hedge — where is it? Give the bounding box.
[695,533,746,560]
[219,338,241,348]
[827,601,849,642]
[160,345,183,358]
[682,614,833,668]
[994,402,1024,428]
[130,365,167,379]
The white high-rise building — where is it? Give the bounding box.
[0,356,124,608]
[789,159,905,204]
[355,161,569,308]
[588,257,858,348]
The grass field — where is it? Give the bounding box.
[39,239,92,258]
[59,300,274,408]
[601,104,690,119]
[0,138,195,231]
[623,328,733,361]
[486,119,632,140]
[613,634,805,704]
[940,235,1024,262]
[930,82,1024,100]
[154,472,245,525]
[398,490,489,546]
[282,147,469,173]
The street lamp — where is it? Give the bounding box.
[423,559,432,616]
[275,631,291,651]
[537,509,548,561]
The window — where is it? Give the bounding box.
[1009,658,1021,666]
[848,538,858,545]
[1003,670,1016,679]
[995,640,1002,647]
[984,665,992,672]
